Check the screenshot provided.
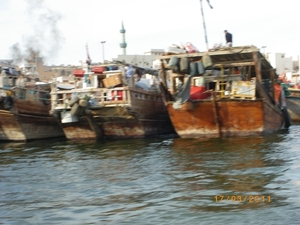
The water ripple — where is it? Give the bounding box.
[1,127,300,224]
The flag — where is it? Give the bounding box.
[86,44,92,65]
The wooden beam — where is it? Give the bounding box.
[171,74,176,94]
[270,69,276,100]
[256,79,274,104]
[159,46,259,59]
[211,90,221,137]
[160,60,167,88]
[252,51,262,82]
[247,65,252,80]
[214,62,255,67]
[213,59,254,64]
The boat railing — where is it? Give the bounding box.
[14,87,50,102]
[0,86,51,103]
[50,86,130,110]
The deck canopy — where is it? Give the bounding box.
[159,45,275,80]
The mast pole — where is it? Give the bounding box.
[199,0,213,50]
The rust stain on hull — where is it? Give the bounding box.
[93,108,174,138]
[168,100,284,138]
[51,85,175,140]
[91,95,175,139]
[61,115,102,140]
[98,117,173,138]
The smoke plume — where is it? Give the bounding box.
[10,0,65,65]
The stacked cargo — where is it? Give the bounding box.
[102,74,123,88]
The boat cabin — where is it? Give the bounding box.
[159,45,278,104]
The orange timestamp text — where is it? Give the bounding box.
[215,195,271,203]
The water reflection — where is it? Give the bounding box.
[0,128,300,224]
[168,134,297,212]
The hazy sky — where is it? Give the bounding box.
[0,0,299,65]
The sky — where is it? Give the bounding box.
[0,0,299,66]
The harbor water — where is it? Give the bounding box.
[1,126,300,225]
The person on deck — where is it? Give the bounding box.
[76,77,83,89]
[224,30,233,47]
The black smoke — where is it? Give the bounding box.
[10,0,65,64]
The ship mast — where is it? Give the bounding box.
[199,0,213,50]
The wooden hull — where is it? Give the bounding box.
[0,110,26,141]
[52,87,175,140]
[60,109,173,140]
[286,97,300,122]
[167,99,284,138]
[59,115,103,140]
[93,107,173,138]
[93,90,175,138]
[0,100,65,141]
[286,89,300,122]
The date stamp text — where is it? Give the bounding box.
[215,195,271,203]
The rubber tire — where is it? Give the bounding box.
[42,93,51,105]
[3,96,14,109]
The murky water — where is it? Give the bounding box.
[1,126,300,225]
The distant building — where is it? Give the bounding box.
[267,53,298,74]
[0,60,14,67]
[19,57,79,82]
[112,49,165,68]
[0,56,81,82]
[293,55,300,72]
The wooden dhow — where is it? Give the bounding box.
[279,72,300,122]
[50,63,175,139]
[0,68,65,141]
[286,88,300,122]
[158,45,290,138]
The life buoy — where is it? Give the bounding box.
[42,93,51,105]
[3,96,14,109]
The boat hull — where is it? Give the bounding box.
[51,86,175,140]
[93,107,173,138]
[0,100,65,141]
[286,89,300,122]
[286,97,300,122]
[59,115,103,140]
[93,91,175,138]
[167,99,284,138]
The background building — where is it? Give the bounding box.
[266,53,299,82]
[267,53,294,74]
[112,49,164,68]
